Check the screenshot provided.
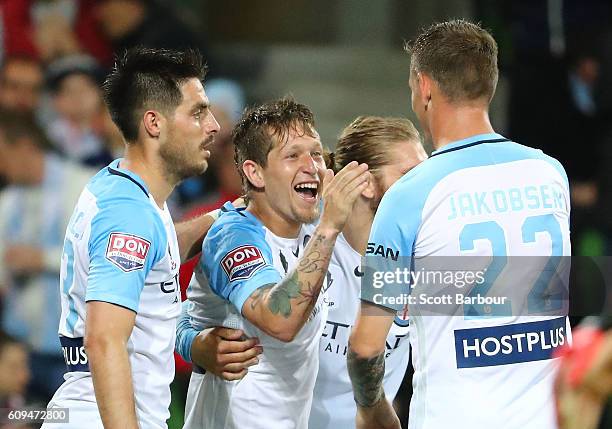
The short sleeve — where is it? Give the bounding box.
[86,202,166,312]
[361,183,420,311]
[202,218,281,314]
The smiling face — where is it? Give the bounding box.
[257,125,326,226]
[160,78,220,181]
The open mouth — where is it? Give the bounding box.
[294,182,319,201]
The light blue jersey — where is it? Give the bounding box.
[364,134,571,429]
[45,160,181,429]
[182,203,327,429]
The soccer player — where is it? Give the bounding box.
[42,47,220,429]
[347,20,571,429]
[310,116,426,428]
[177,97,369,429]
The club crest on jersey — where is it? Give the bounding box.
[106,233,150,272]
[221,245,265,282]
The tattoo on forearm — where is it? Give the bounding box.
[248,231,336,319]
[250,284,274,311]
[297,281,318,306]
[347,346,386,408]
[296,233,334,274]
[267,272,301,317]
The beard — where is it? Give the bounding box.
[294,201,321,225]
[160,133,214,183]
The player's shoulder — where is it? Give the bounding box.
[209,202,266,237]
[86,161,164,234]
[87,160,155,211]
[487,140,569,187]
[391,136,566,196]
[493,140,565,167]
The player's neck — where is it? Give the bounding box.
[247,197,301,238]
[342,198,374,255]
[430,104,494,150]
[121,146,174,209]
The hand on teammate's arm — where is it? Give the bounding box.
[242,162,369,342]
[85,301,139,429]
[175,210,220,261]
[176,198,246,261]
[348,301,400,429]
[191,327,262,381]
[175,303,261,381]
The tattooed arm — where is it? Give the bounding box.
[242,161,370,342]
[242,225,338,342]
[348,301,400,429]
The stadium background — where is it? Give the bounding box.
[0,0,610,428]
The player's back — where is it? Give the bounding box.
[184,203,327,429]
[369,134,571,429]
[47,161,181,429]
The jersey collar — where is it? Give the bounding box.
[431,133,509,158]
[107,158,150,196]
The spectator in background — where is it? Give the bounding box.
[205,79,247,202]
[92,105,124,161]
[45,54,111,167]
[94,0,210,60]
[0,0,112,66]
[0,331,31,410]
[0,55,44,115]
[555,39,605,209]
[0,109,94,402]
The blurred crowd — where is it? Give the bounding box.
[0,1,245,419]
[0,0,611,427]
[497,0,612,255]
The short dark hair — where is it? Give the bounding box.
[405,19,498,103]
[232,96,317,195]
[103,47,207,143]
[0,109,51,150]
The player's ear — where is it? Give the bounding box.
[242,160,265,189]
[361,172,376,199]
[418,72,432,109]
[142,110,163,138]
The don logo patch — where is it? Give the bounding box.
[221,245,266,282]
[106,233,150,272]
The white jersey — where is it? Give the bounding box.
[310,233,410,429]
[44,160,181,429]
[363,134,571,429]
[183,202,327,429]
